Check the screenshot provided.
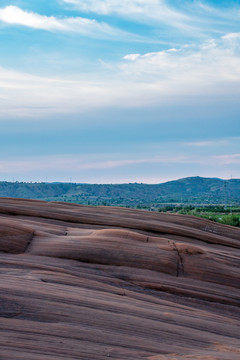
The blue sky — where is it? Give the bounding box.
[0,0,239,183]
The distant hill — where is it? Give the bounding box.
[0,176,239,207]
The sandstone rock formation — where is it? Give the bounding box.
[0,198,239,359]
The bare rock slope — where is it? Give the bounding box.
[0,198,239,360]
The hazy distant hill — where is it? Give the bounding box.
[0,177,239,206]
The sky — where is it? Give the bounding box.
[0,0,239,183]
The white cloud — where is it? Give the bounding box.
[62,0,191,30]
[0,6,131,39]
[184,140,227,147]
[197,2,240,21]
[123,54,141,61]
[1,153,239,179]
[0,6,66,31]
[61,0,240,41]
[182,137,240,148]
[63,0,182,17]
[222,33,240,41]
[0,33,240,119]
[121,36,240,92]
[0,66,119,118]
[214,154,240,165]
[0,154,200,174]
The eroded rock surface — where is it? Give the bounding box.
[0,198,239,359]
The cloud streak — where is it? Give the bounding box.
[120,35,240,98]
[1,152,239,180]
[214,154,240,165]
[0,5,132,40]
[183,140,228,147]
[62,0,240,36]
[62,0,192,31]
[0,65,144,118]
[0,1,239,183]
[1,32,240,119]
[0,154,208,174]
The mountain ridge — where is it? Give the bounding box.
[0,176,239,206]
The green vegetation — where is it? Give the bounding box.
[0,177,240,227]
[158,205,240,227]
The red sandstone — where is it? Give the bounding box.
[0,198,239,359]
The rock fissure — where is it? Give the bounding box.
[171,241,185,277]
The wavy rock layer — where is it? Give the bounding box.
[0,198,239,360]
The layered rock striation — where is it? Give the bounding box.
[0,198,239,359]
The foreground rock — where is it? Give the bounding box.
[0,198,239,360]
